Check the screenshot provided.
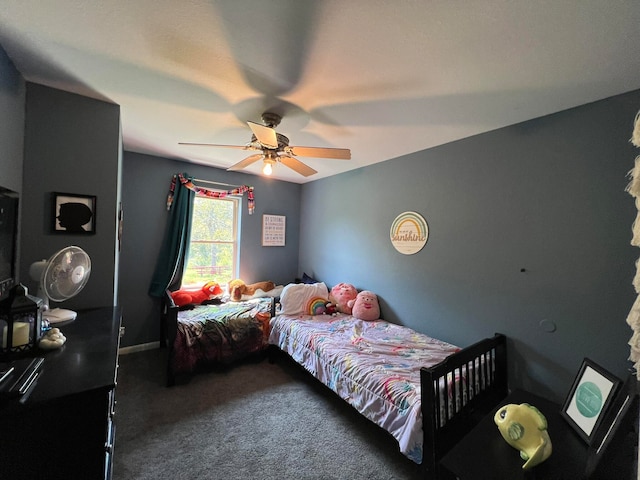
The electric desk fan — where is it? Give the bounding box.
[29,246,91,323]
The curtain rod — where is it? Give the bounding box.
[192,178,242,188]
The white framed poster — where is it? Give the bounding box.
[262,214,286,246]
[390,211,429,255]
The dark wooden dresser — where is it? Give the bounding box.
[0,307,122,480]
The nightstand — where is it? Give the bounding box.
[439,389,588,480]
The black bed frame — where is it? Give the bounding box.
[269,329,507,479]
[421,333,507,477]
[160,290,180,386]
[161,292,507,478]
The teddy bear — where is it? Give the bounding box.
[170,281,223,307]
[228,279,277,302]
[329,282,358,314]
[348,290,380,321]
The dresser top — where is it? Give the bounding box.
[2,307,121,407]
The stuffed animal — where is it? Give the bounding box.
[349,290,380,321]
[39,327,66,350]
[329,282,358,314]
[494,403,553,469]
[324,301,338,316]
[228,279,277,302]
[170,281,223,307]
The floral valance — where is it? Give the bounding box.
[166,173,255,214]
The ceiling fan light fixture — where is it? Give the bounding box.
[263,153,277,176]
[181,110,350,177]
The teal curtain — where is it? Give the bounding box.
[148,173,195,297]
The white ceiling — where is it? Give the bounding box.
[1,1,640,184]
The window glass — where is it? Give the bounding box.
[182,195,239,287]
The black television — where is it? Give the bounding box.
[0,187,18,301]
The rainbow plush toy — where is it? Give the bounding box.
[306,296,329,315]
[170,281,223,307]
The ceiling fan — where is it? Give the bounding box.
[179,112,350,177]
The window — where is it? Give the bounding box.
[181,195,240,287]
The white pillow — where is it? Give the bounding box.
[279,282,329,315]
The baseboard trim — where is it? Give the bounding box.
[119,341,160,355]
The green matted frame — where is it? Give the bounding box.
[560,358,621,444]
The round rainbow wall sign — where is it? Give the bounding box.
[390,211,429,255]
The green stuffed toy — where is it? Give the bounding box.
[494,403,553,469]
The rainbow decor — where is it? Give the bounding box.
[390,211,429,255]
[306,297,328,315]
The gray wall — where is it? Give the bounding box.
[299,90,640,402]
[0,46,25,277]
[20,83,121,310]
[118,152,301,347]
[0,47,25,195]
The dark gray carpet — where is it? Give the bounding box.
[113,348,423,480]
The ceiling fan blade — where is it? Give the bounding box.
[279,155,318,177]
[285,145,351,160]
[247,121,278,149]
[227,153,264,171]
[179,142,259,151]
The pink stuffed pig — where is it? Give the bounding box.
[329,282,358,314]
[349,290,380,321]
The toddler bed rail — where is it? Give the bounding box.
[421,333,507,477]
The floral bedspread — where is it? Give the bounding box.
[269,313,461,464]
[172,298,272,375]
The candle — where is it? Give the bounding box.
[2,323,30,348]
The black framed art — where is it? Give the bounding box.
[585,374,639,478]
[560,358,621,444]
[52,192,96,234]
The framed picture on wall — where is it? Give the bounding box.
[52,192,96,234]
[262,214,285,246]
[561,358,621,444]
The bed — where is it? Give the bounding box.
[268,282,508,477]
[161,291,276,386]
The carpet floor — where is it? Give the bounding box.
[112,348,423,480]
